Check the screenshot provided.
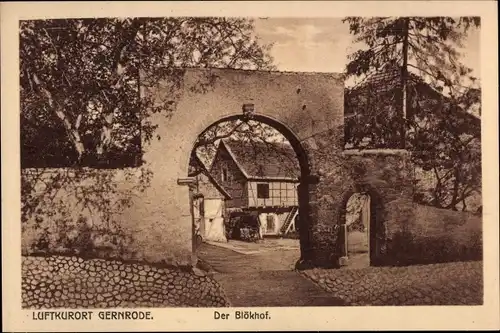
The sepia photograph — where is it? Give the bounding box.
[2,1,499,331]
[18,14,483,308]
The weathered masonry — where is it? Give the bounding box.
[116,68,416,268]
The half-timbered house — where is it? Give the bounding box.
[209,139,300,236]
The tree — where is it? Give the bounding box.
[190,118,299,180]
[20,17,274,168]
[20,17,275,257]
[410,85,481,211]
[343,17,482,211]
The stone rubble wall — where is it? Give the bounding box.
[302,143,482,267]
[302,260,483,305]
[298,135,418,267]
[22,255,230,308]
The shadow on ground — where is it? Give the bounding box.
[198,241,483,307]
[198,242,346,306]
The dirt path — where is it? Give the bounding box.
[198,242,298,273]
[198,243,345,306]
[213,271,346,306]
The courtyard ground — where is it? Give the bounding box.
[198,239,483,306]
[198,242,345,306]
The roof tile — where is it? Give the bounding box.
[222,139,300,179]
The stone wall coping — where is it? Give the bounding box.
[141,67,345,79]
[22,167,139,173]
[342,149,410,156]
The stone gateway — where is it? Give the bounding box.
[118,68,415,268]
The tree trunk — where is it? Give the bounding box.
[33,74,86,161]
[461,197,467,212]
[432,166,444,208]
[400,17,410,149]
[450,168,461,211]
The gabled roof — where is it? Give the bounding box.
[188,154,232,200]
[216,139,300,181]
[345,64,481,126]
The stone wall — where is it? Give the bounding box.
[341,150,415,265]
[298,144,481,267]
[22,255,230,308]
[296,138,416,268]
[137,68,345,267]
[384,205,482,265]
[21,68,482,269]
[20,167,198,266]
[21,168,148,260]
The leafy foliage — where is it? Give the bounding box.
[343,17,481,211]
[21,167,153,258]
[192,119,296,176]
[20,17,274,168]
[344,17,480,91]
[20,17,274,256]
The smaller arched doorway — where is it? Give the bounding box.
[341,192,373,268]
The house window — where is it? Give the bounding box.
[257,183,270,199]
[221,167,228,182]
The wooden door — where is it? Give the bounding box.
[192,196,204,248]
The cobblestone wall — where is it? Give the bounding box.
[340,149,415,264]
[302,260,483,305]
[22,256,230,308]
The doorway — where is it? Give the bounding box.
[344,193,371,268]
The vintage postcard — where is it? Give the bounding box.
[2,1,499,331]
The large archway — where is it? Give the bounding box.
[186,114,312,270]
[126,68,414,268]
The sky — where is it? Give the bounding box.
[253,18,481,86]
[198,18,481,163]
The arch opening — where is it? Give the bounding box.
[186,114,311,272]
[339,189,383,269]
